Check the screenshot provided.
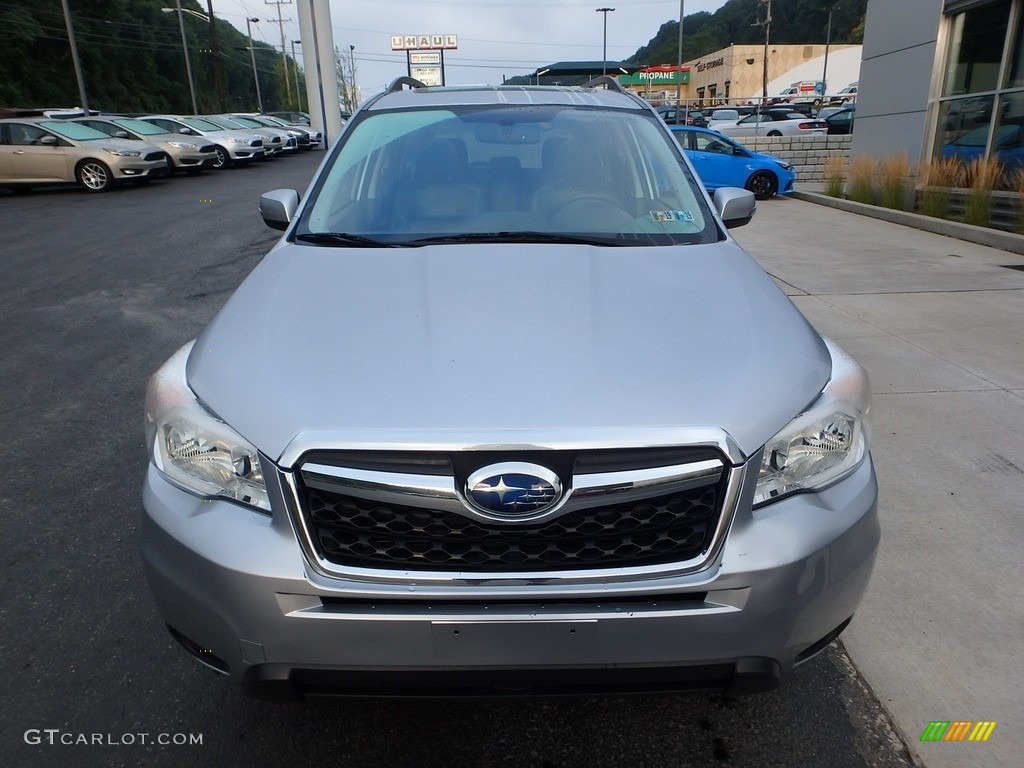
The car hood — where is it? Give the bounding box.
[70,137,151,154]
[187,241,830,466]
[751,150,787,166]
[197,128,261,142]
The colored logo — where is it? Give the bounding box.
[920,721,996,742]
[465,462,562,520]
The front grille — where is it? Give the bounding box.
[251,139,263,147]
[144,151,165,162]
[300,476,724,572]
[199,144,215,153]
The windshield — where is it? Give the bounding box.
[202,116,242,130]
[228,116,263,128]
[298,103,717,246]
[182,117,223,132]
[112,118,166,136]
[40,120,108,141]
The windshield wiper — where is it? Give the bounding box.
[407,232,628,246]
[294,232,401,247]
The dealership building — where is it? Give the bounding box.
[854,0,1023,175]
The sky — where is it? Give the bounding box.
[208,0,730,100]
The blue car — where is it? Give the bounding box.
[670,125,795,199]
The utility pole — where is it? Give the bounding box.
[753,0,772,105]
[266,0,293,106]
[206,0,226,110]
[676,0,684,118]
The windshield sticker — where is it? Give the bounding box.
[649,210,694,223]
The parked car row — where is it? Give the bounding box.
[0,110,321,193]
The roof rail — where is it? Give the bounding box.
[386,76,428,93]
[583,76,625,93]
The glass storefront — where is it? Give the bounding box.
[935,0,1024,176]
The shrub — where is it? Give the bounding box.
[962,157,1003,227]
[1012,168,1024,234]
[847,155,876,204]
[878,154,910,210]
[824,155,846,197]
[918,157,961,219]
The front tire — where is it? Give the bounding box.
[746,171,778,200]
[76,160,113,192]
[211,146,231,170]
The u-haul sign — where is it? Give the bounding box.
[391,34,458,51]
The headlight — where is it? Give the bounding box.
[753,338,870,507]
[166,141,198,150]
[103,147,141,157]
[225,137,245,144]
[777,160,792,170]
[144,342,270,512]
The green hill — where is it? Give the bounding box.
[0,0,300,112]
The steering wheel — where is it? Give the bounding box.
[550,195,625,214]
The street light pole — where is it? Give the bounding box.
[59,0,89,113]
[162,1,199,114]
[291,40,303,111]
[596,8,614,76]
[348,44,356,111]
[245,17,264,112]
[822,3,838,107]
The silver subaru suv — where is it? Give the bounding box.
[141,78,879,699]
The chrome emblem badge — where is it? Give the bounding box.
[465,462,562,520]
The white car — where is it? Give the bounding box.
[705,108,745,131]
[717,111,826,138]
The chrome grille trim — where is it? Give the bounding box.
[280,455,749,587]
[300,458,724,526]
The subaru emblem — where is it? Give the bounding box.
[465,462,562,521]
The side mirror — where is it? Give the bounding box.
[713,187,756,229]
[260,189,300,231]
[114,130,131,139]
[179,127,193,135]
[39,135,58,146]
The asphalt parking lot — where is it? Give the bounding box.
[0,151,1018,767]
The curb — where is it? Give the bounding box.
[791,189,1024,256]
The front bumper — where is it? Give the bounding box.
[226,146,264,161]
[109,157,167,178]
[140,456,879,698]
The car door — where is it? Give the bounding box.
[0,123,14,181]
[5,122,70,182]
[826,110,854,135]
[724,114,766,138]
[685,130,742,191]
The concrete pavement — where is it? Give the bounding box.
[732,195,1024,768]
